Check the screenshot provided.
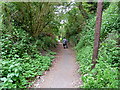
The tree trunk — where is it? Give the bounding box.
[92,0,103,69]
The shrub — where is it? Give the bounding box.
[76,3,120,88]
[0,26,55,88]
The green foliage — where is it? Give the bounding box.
[64,2,110,46]
[2,2,60,37]
[76,46,93,74]
[99,31,120,67]
[82,2,110,15]
[82,61,118,88]
[0,55,52,88]
[1,1,120,89]
[47,51,57,55]
[101,3,120,40]
[0,26,55,88]
[0,2,58,88]
[76,3,120,88]
[64,7,85,45]
[79,37,119,88]
[75,17,95,48]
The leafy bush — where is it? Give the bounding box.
[0,2,59,88]
[80,37,119,88]
[76,46,93,75]
[76,3,120,88]
[101,3,120,40]
[0,55,52,88]
[82,60,118,88]
[0,26,56,88]
[99,31,120,67]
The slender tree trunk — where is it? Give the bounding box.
[92,0,103,69]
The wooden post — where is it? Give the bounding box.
[92,0,103,69]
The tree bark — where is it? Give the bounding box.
[92,0,103,69]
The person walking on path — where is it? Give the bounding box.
[62,37,68,49]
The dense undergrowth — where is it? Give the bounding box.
[0,26,57,88]
[0,2,58,88]
[75,3,120,88]
[0,2,120,89]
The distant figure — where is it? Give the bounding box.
[62,37,68,49]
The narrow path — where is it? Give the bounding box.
[32,43,82,88]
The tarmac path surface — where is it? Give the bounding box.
[32,43,82,88]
